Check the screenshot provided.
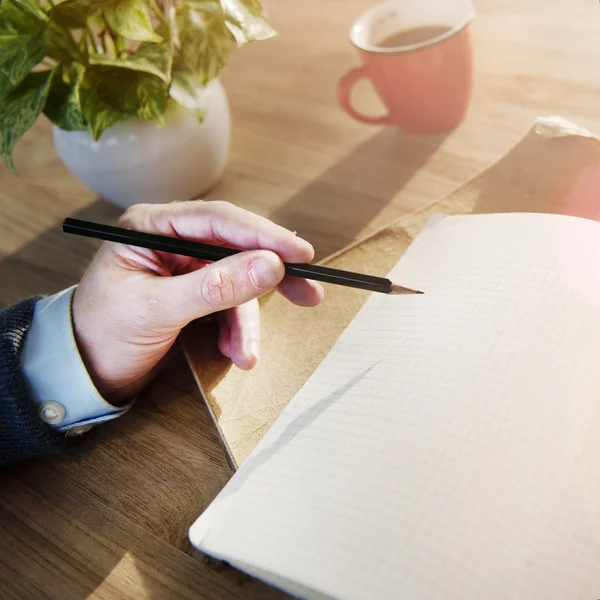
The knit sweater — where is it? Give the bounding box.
[0,298,66,466]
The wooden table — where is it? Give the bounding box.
[2,0,600,597]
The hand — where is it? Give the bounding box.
[72,201,324,402]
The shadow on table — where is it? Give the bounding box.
[0,199,122,307]
[473,128,600,218]
[0,128,448,304]
[270,128,448,260]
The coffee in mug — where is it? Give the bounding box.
[377,25,453,48]
[337,0,475,133]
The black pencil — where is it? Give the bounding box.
[62,218,423,295]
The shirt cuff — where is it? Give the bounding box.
[20,286,133,435]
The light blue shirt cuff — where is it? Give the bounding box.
[20,286,133,435]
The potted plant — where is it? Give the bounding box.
[0,0,275,208]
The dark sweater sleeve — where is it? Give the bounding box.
[0,297,67,467]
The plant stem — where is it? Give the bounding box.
[105,28,117,50]
[150,0,168,23]
[100,13,112,50]
[85,23,100,54]
[115,34,125,54]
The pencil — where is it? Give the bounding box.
[62,218,423,295]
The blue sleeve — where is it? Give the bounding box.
[21,287,133,434]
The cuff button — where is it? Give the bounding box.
[38,401,66,425]
[66,424,94,437]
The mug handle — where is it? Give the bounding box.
[337,66,392,125]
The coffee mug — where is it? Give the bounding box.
[337,0,475,133]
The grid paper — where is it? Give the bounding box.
[190,213,600,600]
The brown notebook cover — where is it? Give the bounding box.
[183,122,600,468]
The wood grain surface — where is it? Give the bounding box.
[2,0,600,598]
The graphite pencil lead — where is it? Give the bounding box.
[389,283,424,295]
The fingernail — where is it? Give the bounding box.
[249,256,281,289]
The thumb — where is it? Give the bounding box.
[157,249,285,326]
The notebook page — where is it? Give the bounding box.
[190,213,600,600]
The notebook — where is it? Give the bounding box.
[190,212,600,600]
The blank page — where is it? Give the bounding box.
[190,213,600,600]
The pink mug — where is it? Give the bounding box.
[337,0,475,133]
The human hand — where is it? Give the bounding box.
[72,201,323,402]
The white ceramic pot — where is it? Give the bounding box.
[53,79,230,210]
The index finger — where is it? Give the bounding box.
[118,200,315,264]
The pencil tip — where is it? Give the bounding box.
[389,283,424,295]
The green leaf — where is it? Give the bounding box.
[0,34,44,86]
[89,39,173,84]
[79,68,128,140]
[166,4,180,47]
[0,69,54,173]
[239,0,264,14]
[169,70,206,120]
[0,0,48,29]
[99,68,168,121]
[184,0,276,46]
[184,0,222,14]
[43,19,82,62]
[49,0,112,28]
[49,2,92,28]
[104,0,163,43]
[0,0,79,81]
[0,3,40,33]
[0,70,16,102]
[80,66,168,139]
[130,76,168,122]
[44,64,87,131]
[219,0,276,45]
[8,0,48,22]
[176,7,233,84]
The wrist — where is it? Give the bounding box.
[20,287,133,432]
[71,313,131,405]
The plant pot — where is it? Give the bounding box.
[52,79,231,210]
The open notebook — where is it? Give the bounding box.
[190,213,600,600]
